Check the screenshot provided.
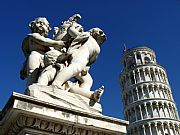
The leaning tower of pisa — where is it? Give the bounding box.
[120,47,180,135]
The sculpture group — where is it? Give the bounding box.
[20,14,107,106]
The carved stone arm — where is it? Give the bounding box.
[29,33,65,48]
[68,25,83,38]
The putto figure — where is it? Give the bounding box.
[53,27,106,105]
[21,14,107,106]
[20,17,65,86]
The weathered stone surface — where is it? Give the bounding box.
[26,84,102,114]
[0,92,128,135]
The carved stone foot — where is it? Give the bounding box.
[89,86,104,106]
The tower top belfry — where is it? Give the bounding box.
[121,46,156,70]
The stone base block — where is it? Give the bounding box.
[26,84,102,114]
[0,92,128,135]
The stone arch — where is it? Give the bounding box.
[148,84,154,98]
[150,68,155,81]
[154,85,159,98]
[158,101,165,117]
[152,101,159,117]
[164,102,170,118]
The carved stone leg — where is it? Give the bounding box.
[37,65,57,85]
[52,63,85,89]
[89,86,104,106]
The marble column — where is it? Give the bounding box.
[139,105,143,120]
[148,123,153,135]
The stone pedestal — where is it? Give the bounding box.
[0,92,128,135]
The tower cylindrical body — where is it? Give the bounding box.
[120,47,180,135]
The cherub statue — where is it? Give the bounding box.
[20,17,65,86]
[21,15,107,106]
[36,48,104,106]
[52,27,106,88]
[52,27,107,106]
[34,14,106,106]
[36,14,84,86]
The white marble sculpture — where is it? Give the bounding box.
[21,14,107,106]
[20,17,65,86]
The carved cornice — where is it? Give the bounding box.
[127,118,180,129]
[122,81,171,96]
[8,114,112,135]
[124,98,177,111]
[120,63,166,76]
[0,92,128,135]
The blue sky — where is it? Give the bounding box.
[1,0,180,120]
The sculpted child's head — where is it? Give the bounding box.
[29,17,51,36]
[89,28,107,45]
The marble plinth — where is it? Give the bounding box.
[0,92,128,135]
